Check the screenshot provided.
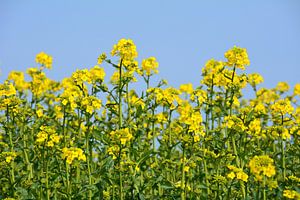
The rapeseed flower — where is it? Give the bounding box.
[36,52,53,69]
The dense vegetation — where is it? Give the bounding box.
[0,39,300,199]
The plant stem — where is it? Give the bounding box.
[66,163,71,200]
[263,175,266,200]
[119,60,123,129]
[6,106,15,197]
[281,115,286,181]
[86,128,92,200]
[118,60,124,200]
[46,149,50,200]
[181,146,186,200]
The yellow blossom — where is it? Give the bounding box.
[0,82,16,96]
[227,172,235,179]
[271,99,294,116]
[141,57,159,76]
[111,38,138,65]
[276,82,289,93]
[62,147,86,164]
[283,189,300,199]
[249,155,276,180]
[179,83,193,95]
[97,53,107,65]
[294,83,300,96]
[248,73,264,87]
[36,52,53,69]
[225,46,250,70]
[90,65,106,83]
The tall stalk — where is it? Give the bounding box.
[280,114,286,181]
[118,59,124,200]
[6,105,15,197]
[86,115,92,200]
[181,145,186,200]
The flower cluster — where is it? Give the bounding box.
[227,165,248,182]
[271,99,294,116]
[248,73,264,88]
[62,147,86,165]
[111,38,138,65]
[224,46,250,70]
[283,189,300,199]
[0,82,16,97]
[0,151,17,164]
[36,126,61,147]
[80,96,102,115]
[35,52,53,69]
[90,65,106,83]
[249,155,276,181]
[109,128,133,145]
[141,57,159,76]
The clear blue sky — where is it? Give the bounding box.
[1,0,300,94]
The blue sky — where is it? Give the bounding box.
[1,0,300,95]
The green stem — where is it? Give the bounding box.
[85,114,93,200]
[118,145,123,200]
[46,150,50,200]
[203,157,210,196]
[66,163,71,200]
[22,124,33,179]
[86,130,92,200]
[281,135,286,181]
[6,106,15,197]
[118,59,124,200]
[181,146,186,200]
[62,106,67,147]
[119,60,123,129]
[281,114,286,181]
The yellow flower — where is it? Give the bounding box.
[62,147,86,165]
[183,166,190,172]
[80,96,102,115]
[8,71,29,91]
[225,46,250,70]
[0,82,16,96]
[3,152,17,163]
[248,118,262,137]
[271,99,294,116]
[276,82,289,93]
[111,38,138,63]
[257,88,280,104]
[36,109,43,118]
[283,189,300,199]
[193,135,200,142]
[90,65,106,83]
[36,132,48,144]
[179,83,193,95]
[97,53,107,65]
[263,164,276,177]
[294,83,300,96]
[6,156,14,163]
[72,69,91,85]
[249,155,276,180]
[201,59,225,87]
[236,171,248,182]
[248,73,264,87]
[36,126,60,147]
[110,128,133,145]
[141,57,159,76]
[227,165,248,182]
[36,52,53,69]
[227,172,235,179]
[62,99,68,106]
